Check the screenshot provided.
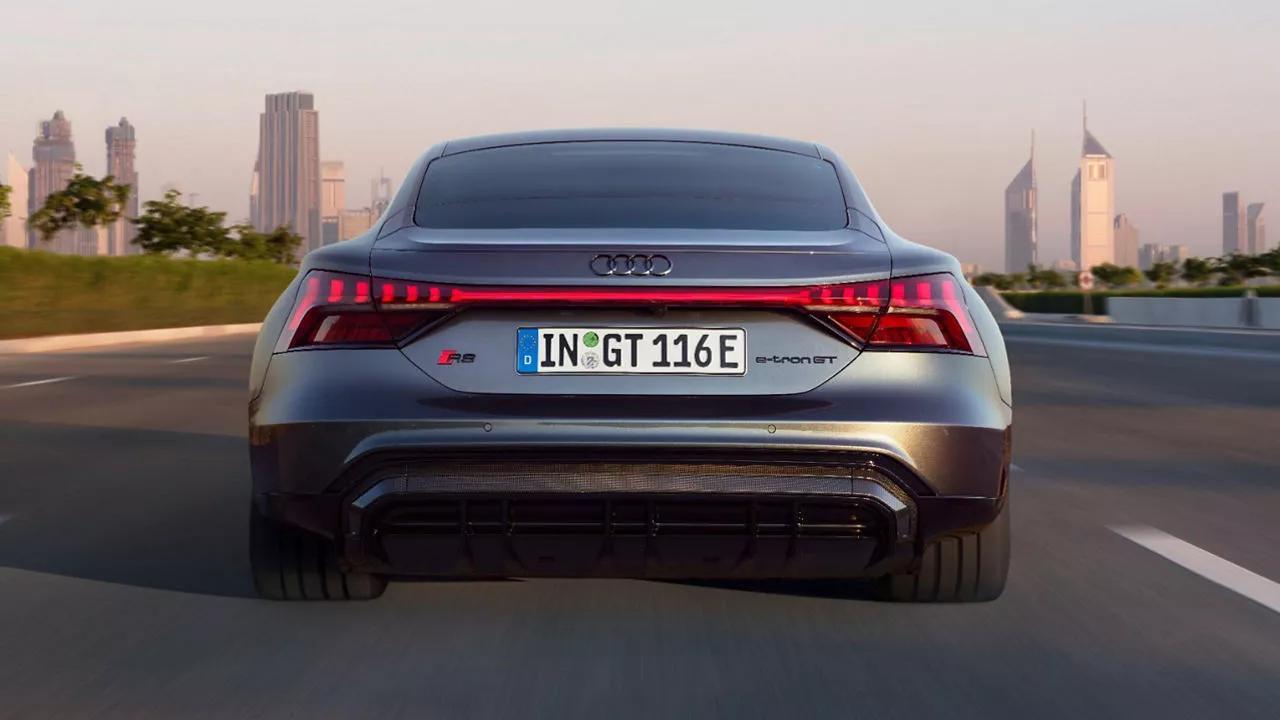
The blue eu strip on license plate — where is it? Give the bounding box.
[516,328,540,373]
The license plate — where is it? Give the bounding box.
[516,328,747,375]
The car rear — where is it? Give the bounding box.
[248,131,1012,602]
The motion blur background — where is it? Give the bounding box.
[1,1,1279,718]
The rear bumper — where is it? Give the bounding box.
[255,447,1006,579]
[250,347,1011,579]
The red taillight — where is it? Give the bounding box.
[275,270,445,351]
[824,273,985,354]
[275,270,984,355]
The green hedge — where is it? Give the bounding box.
[0,247,297,339]
[1000,286,1280,315]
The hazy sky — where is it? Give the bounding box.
[3,0,1278,270]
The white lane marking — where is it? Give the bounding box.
[1005,336,1280,361]
[167,356,210,364]
[1112,525,1280,615]
[0,376,77,390]
[1010,464,1025,473]
[0,515,11,527]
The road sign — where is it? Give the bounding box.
[1078,271,1095,291]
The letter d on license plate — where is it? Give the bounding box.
[517,327,746,375]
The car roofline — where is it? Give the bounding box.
[438,128,822,158]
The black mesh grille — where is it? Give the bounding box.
[390,462,858,495]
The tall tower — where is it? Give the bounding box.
[31,111,78,253]
[105,118,139,255]
[1004,132,1037,273]
[371,171,392,216]
[1113,214,1139,268]
[255,92,321,257]
[1247,203,1266,254]
[2,153,30,249]
[321,160,345,246]
[1221,193,1245,255]
[1072,104,1115,272]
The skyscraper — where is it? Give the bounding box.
[249,159,260,230]
[1222,192,1245,255]
[105,118,139,255]
[254,92,321,257]
[1071,106,1115,272]
[2,153,29,249]
[1004,133,1037,273]
[31,110,79,253]
[1246,203,1266,254]
[371,173,392,217]
[1114,214,1139,268]
[321,160,345,246]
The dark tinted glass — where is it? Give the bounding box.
[413,141,849,230]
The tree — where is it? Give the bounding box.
[226,224,303,265]
[1259,248,1280,275]
[28,165,131,244]
[972,273,1013,291]
[1026,263,1066,290]
[132,189,232,256]
[1213,253,1267,287]
[1144,261,1178,288]
[0,182,11,223]
[1181,257,1215,286]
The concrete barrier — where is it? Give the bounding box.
[1259,299,1280,330]
[1107,296,1280,330]
[975,286,1025,321]
[0,323,262,354]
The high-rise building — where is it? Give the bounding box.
[105,118,139,255]
[1168,245,1190,264]
[1071,106,1115,273]
[339,207,379,241]
[31,110,81,254]
[249,160,260,230]
[1004,133,1037,273]
[1246,203,1266,254]
[1114,214,1139,268]
[959,262,981,279]
[254,92,321,257]
[321,161,345,246]
[1139,243,1166,271]
[371,173,393,217]
[2,153,30,249]
[1222,192,1246,255]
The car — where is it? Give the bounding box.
[247,128,1013,603]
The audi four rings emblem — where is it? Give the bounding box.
[590,254,673,276]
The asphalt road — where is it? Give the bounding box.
[1,327,1279,719]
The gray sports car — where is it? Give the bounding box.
[248,128,1012,603]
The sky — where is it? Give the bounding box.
[2,0,1278,271]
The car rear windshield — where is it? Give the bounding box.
[413,141,849,231]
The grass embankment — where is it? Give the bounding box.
[1000,286,1280,315]
[0,247,297,339]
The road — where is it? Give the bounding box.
[1,326,1279,719]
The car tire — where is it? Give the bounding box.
[873,498,1010,603]
[250,504,387,601]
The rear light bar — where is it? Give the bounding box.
[276,270,985,355]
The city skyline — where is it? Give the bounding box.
[3,0,1276,270]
